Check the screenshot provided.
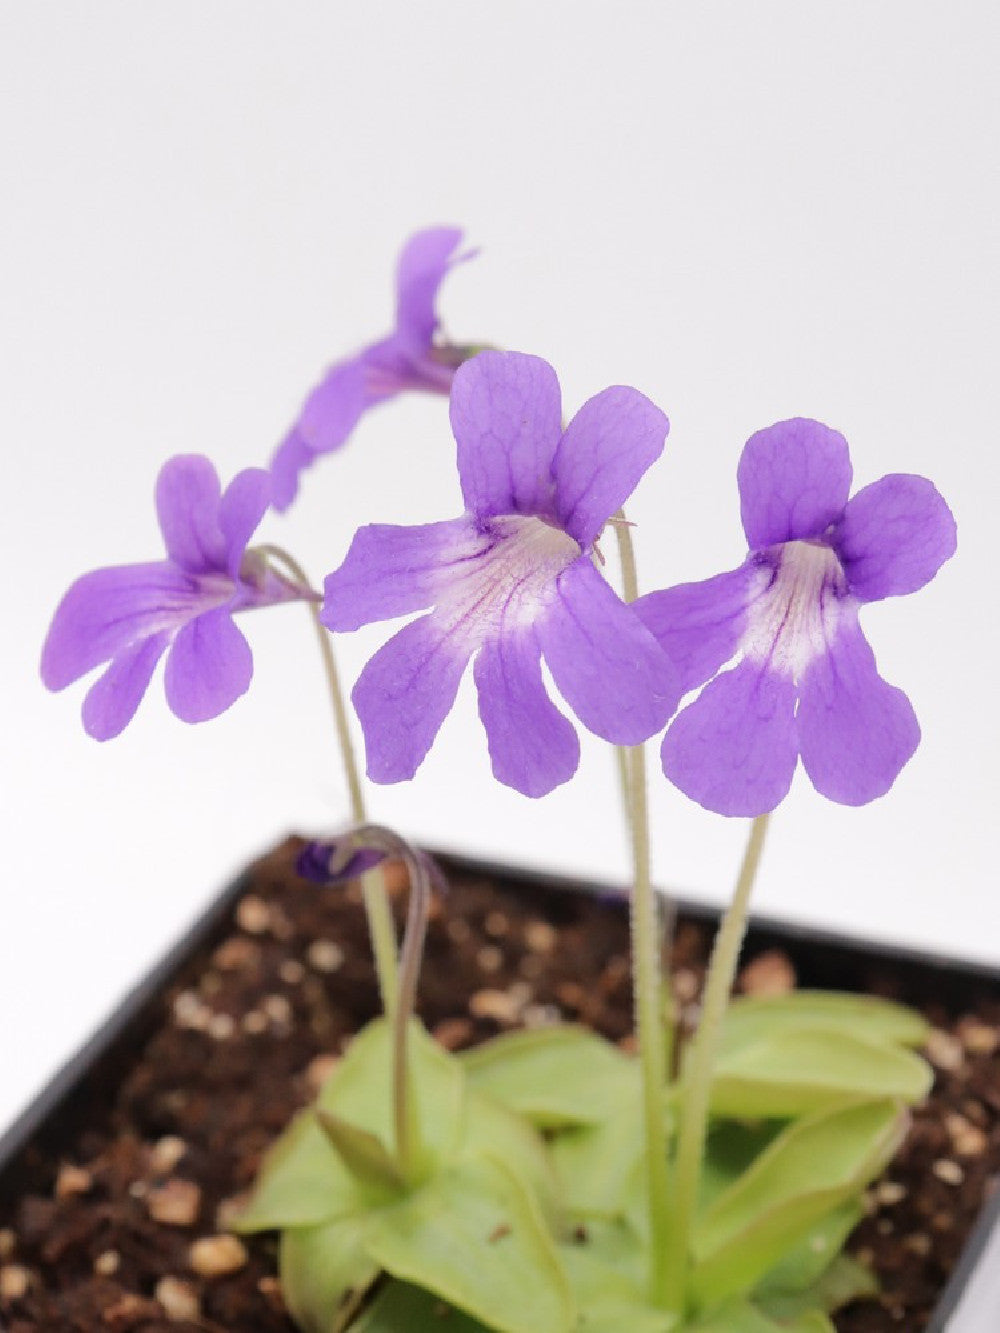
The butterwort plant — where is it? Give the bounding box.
[41,227,957,1333]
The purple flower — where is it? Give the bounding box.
[41,455,309,740]
[322,351,681,798]
[297,825,446,894]
[270,226,475,510]
[635,419,957,816]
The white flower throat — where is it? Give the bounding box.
[436,514,582,639]
[743,538,848,679]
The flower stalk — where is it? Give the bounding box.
[391,842,432,1182]
[663,810,772,1312]
[611,510,671,1304]
[256,544,399,1018]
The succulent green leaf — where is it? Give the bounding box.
[755,1201,864,1297]
[318,1018,466,1170]
[719,991,928,1054]
[759,1252,877,1321]
[315,1109,405,1193]
[363,1153,575,1333]
[560,1228,677,1333]
[690,1098,906,1305]
[232,1107,369,1232]
[234,1017,466,1231]
[462,1025,637,1126]
[550,1094,646,1219]
[685,1299,790,1332]
[687,1300,834,1332]
[460,1090,561,1221]
[351,1279,492,1332]
[705,1029,932,1118]
[279,1214,380,1333]
[773,1312,836,1333]
[698,1121,785,1215]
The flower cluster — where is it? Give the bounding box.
[39,226,962,1333]
[42,228,956,816]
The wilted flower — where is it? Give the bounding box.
[296,824,446,894]
[635,418,957,815]
[270,226,475,509]
[323,350,680,797]
[41,455,308,739]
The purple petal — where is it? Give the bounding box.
[536,557,680,745]
[352,613,474,783]
[660,659,799,816]
[269,426,314,512]
[738,419,853,549]
[163,607,253,724]
[833,473,957,603]
[394,226,466,354]
[634,564,761,696]
[552,386,669,546]
[155,455,227,574]
[81,633,170,740]
[218,467,271,579]
[798,616,919,805]
[451,351,563,521]
[41,562,196,690]
[296,355,371,456]
[473,626,580,797]
[323,518,487,631]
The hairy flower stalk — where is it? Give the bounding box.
[254,545,399,1017]
[298,827,437,1182]
[390,839,434,1182]
[664,812,771,1313]
[611,509,672,1305]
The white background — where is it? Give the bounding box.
[2,3,998,1135]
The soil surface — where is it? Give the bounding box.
[0,838,997,1332]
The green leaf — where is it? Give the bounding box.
[760,1253,877,1321]
[685,1299,786,1332]
[279,1214,380,1333]
[560,1227,677,1333]
[462,1026,637,1126]
[690,1098,906,1306]
[687,1301,834,1333]
[706,1029,932,1118]
[316,1109,405,1192]
[719,991,928,1054]
[233,1107,369,1231]
[352,1279,492,1332]
[550,1094,646,1219]
[698,1121,785,1215]
[235,1018,466,1231]
[363,1153,575,1333]
[460,1090,561,1222]
[319,1018,467,1173]
[772,1313,836,1333]
[755,1201,864,1297]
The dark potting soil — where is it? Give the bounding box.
[0,839,997,1332]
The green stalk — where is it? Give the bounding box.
[663,811,772,1312]
[254,543,398,1017]
[610,512,670,1303]
[391,846,431,1182]
[627,741,672,1303]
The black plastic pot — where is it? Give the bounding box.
[0,849,997,1332]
